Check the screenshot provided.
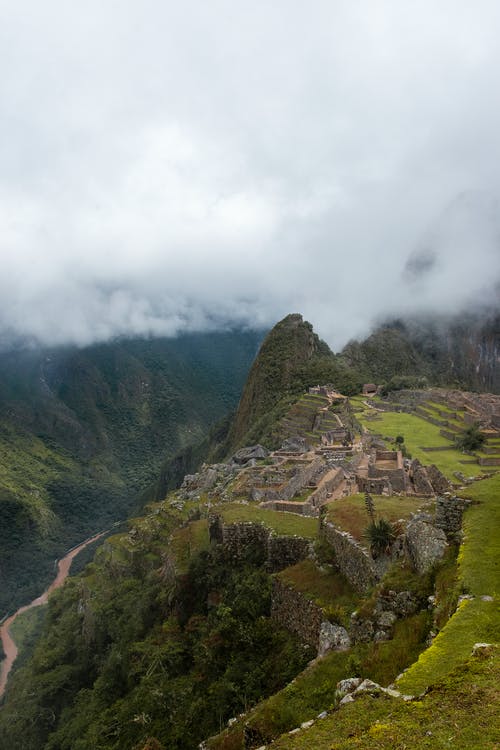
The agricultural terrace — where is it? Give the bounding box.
[352,406,476,479]
[325,494,430,543]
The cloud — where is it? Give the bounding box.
[0,0,499,350]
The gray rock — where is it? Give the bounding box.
[354,678,383,694]
[318,621,351,656]
[349,612,374,643]
[377,611,397,630]
[374,629,390,642]
[232,445,270,464]
[339,694,355,705]
[427,464,451,494]
[405,518,448,574]
[336,677,362,693]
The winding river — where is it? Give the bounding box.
[0,530,107,698]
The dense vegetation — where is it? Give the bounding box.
[0,330,262,613]
[0,510,311,750]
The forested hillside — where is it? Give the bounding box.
[0,330,262,613]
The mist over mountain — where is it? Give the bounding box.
[1,3,500,350]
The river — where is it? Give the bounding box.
[0,530,107,698]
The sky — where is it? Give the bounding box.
[1,0,499,351]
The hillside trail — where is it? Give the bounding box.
[0,530,107,699]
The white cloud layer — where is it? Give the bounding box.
[0,0,499,349]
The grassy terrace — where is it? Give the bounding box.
[353,407,476,479]
[325,494,429,542]
[276,559,357,613]
[217,503,319,538]
[397,472,500,695]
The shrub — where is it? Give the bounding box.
[365,519,395,557]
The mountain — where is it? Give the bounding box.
[0,330,263,613]
[1,313,498,750]
[226,313,361,452]
[342,308,500,393]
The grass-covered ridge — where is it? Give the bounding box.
[397,472,500,694]
[0,330,262,613]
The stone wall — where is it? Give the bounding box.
[309,468,345,507]
[435,495,470,538]
[280,458,325,501]
[210,516,312,572]
[356,475,391,495]
[320,520,377,593]
[267,535,312,573]
[221,521,269,565]
[271,578,324,648]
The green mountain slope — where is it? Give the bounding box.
[226,313,361,452]
[0,331,262,613]
[342,310,500,393]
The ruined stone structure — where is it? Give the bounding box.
[434,495,470,539]
[208,516,311,573]
[320,520,377,593]
[271,578,324,648]
[368,450,406,492]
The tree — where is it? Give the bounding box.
[455,423,485,452]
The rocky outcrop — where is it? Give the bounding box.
[231,445,270,465]
[405,515,448,573]
[318,621,351,656]
[426,464,452,494]
[409,459,434,496]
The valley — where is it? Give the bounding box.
[0,314,497,749]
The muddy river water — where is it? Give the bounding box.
[0,531,106,698]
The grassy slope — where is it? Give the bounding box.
[270,649,499,750]
[397,472,500,694]
[325,494,428,542]
[352,402,476,479]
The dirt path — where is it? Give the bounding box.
[0,530,107,698]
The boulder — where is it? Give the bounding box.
[405,518,447,574]
[232,445,270,464]
[280,435,311,453]
[318,621,351,656]
[336,677,362,693]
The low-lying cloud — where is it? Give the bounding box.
[1,0,499,351]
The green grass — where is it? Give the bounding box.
[325,494,428,542]
[396,473,500,694]
[170,519,210,573]
[268,649,499,750]
[354,409,474,479]
[217,503,319,538]
[276,559,357,612]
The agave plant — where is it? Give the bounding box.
[365,518,395,557]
